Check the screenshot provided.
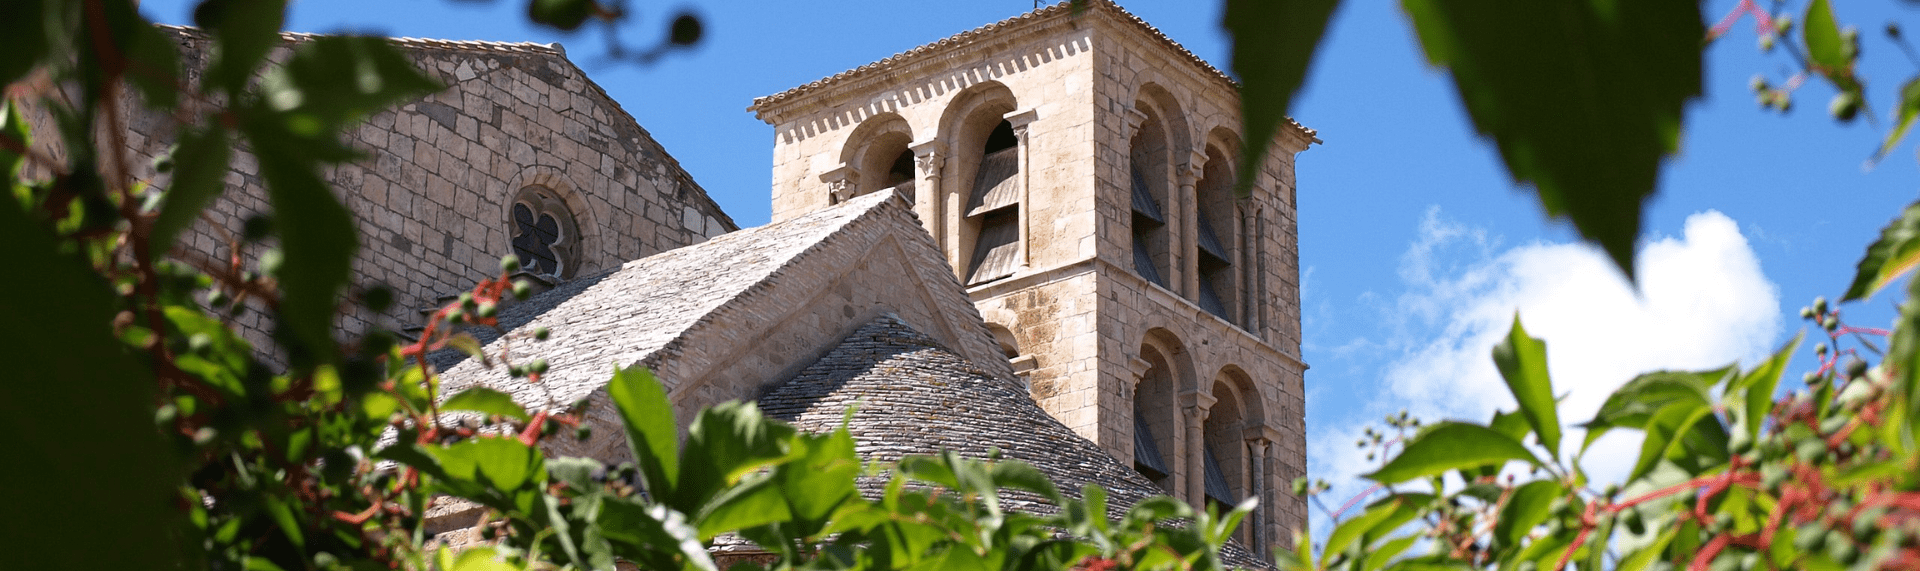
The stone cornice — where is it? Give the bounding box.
[747,0,1316,142]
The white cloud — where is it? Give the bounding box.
[1308,208,1782,528]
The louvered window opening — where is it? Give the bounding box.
[967,209,1020,285]
[1197,279,1229,320]
[1203,445,1233,505]
[1195,212,1229,263]
[1131,167,1168,288]
[1133,413,1171,479]
[966,147,1021,217]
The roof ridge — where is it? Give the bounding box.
[153,23,562,55]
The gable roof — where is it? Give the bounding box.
[759,315,1267,569]
[436,191,907,406]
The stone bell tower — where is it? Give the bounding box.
[748,0,1314,552]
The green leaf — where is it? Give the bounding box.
[1802,0,1847,73]
[150,126,230,258]
[124,22,183,112]
[443,333,490,367]
[598,501,719,571]
[1731,335,1799,439]
[606,365,679,498]
[1877,78,1920,162]
[779,429,861,526]
[441,387,529,421]
[438,546,524,571]
[1845,199,1920,301]
[0,185,177,570]
[1399,0,1703,278]
[258,36,441,137]
[428,437,545,492]
[1629,399,1728,481]
[1322,499,1399,557]
[1491,314,1560,457]
[1365,421,1538,484]
[1581,367,1725,451]
[244,137,355,365]
[676,401,796,512]
[695,476,793,539]
[1493,480,1560,549]
[0,101,33,178]
[1224,0,1338,197]
[0,0,52,89]
[203,0,288,94]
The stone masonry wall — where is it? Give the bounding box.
[25,29,738,353]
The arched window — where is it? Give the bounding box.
[1129,105,1172,289]
[1195,144,1238,323]
[1202,380,1246,513]
[1133,346,1179,494]
[509,185,581,279]
[965,120,1021,285]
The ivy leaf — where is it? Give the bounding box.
[1876,78,1920,162]
[1365,421,1539,484]
[606,366,680,500]
[0,0,52,89]
[1802,0,1847,74]
[150,126,231,259]
[1730,335,1799,440]
[1493,480,1560,550]
[1491,314,1559,458]
[1,178,177,570]
[1844,199,1920,301]
[1399,0,1704,279]
[1224,0,1339,197]
[440,387,528,421]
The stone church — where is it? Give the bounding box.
[93,0,1313,561]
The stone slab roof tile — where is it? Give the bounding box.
[434,191,900,408]
[758,315,1266,568]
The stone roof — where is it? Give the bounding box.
[435,191,903,407]
[746,0,1314,140]
[156,23,563,57]
[758,316,1266,569]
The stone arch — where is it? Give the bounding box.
[839,113,917,198]
[1195,135,1239,325]
[936,81,1022,286]
[1126,83,1190,292]
[502,165,600,279]
[1133,342,1181,494]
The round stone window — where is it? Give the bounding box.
[509,186,580,279]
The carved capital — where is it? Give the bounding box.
[1179,390,1216,421]
[1243,425,1282,446]
[1127,357,1154,385]
[1003,108,1038,138]
[1177,150,1208,181]
[910,140,946,180]
[1122,107,1148,141]
[820,164,859,204]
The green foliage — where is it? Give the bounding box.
[0,1,1251,569]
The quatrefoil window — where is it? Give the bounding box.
[508,187,580,279]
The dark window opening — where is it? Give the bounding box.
[984,120,1017,154]
[887,149,915,187]
[1203,445,1233,505]
[1133,412,1171,480]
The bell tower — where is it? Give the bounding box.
[749,0,1315,552]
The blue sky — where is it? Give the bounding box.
[144,0,1920,528]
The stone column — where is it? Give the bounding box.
[910,140,946,247]
[820,164,859,206]
[1244,428,1275,556]
[1125,356,1153,466]
[1239,202,1257,329]
[1176,151,1207,299]
[1179,391,1216,508]
[1005,109,1038,271]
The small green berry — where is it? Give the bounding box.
[1800,306,1816,319]
[533,327,551,341]
[1815,342,1829,355]
[500,255,522,274]
[458,292,475,309]
[529,359,549,374]
[513,280,533,300]
[1831,91,1861,122]
[1822,315,1839,331]
[363,285,395,313]
[1814,296,1829,315]
[575,425,592,441]
[206,289,229,308]
[476,302,498,319]
[1846,359,1869,379]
